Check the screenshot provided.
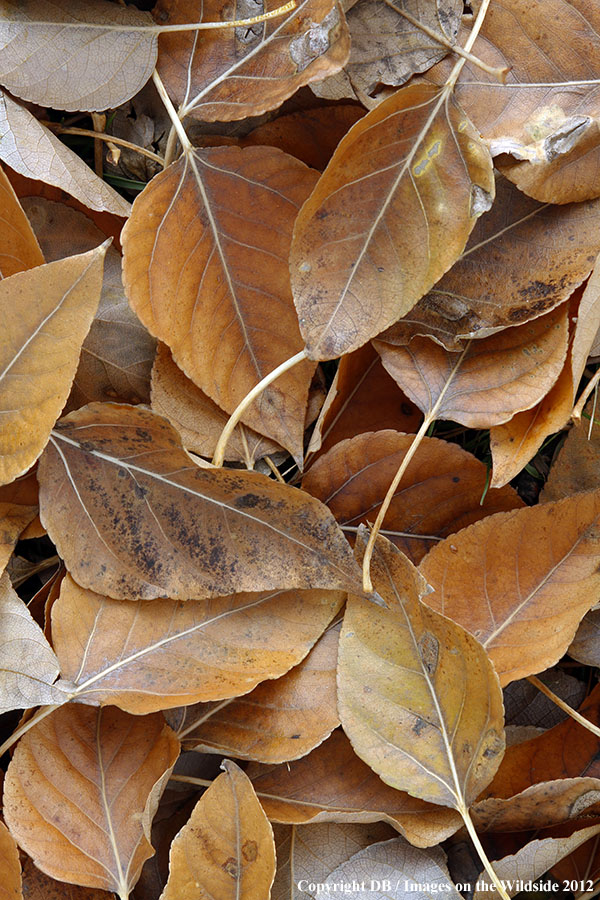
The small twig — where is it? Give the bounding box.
[264,456,285,483]
[589,382,599,440]
[460,804,511,900]
[91,113,106,177]
[342,525,441,541]
[0,704,62,759]
[527,675,600,739]
[41,122,164,165]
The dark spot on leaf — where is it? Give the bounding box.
[223,857,239,878]
[242,840,258,861]
[290,733,301,739]
[452,476,460,483]
[412,717,428,736]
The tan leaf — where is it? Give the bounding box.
[338,534,505,811]
[290,83,494,360]
[471,779,600,833]
[4,705,180,896]
[0,572,64,712]
[52,573,343,714]
[38,403,360,600]
[421,492,600,686]
[151,343,281,466]
[0,93,131,216]
[0,820,21,900]
[20,855,111,900]
[248,730,462,847]
[22,197,155,410]
[0,244,106,485]
[165,623,340,762]
[0,164,43,277]
[0,469,38,575]
[122,147,317,460]
[0,0,157,112]
[303,431,523,563]
[160,760,275,900]
[542,398,600,503]
[153,0,350,122]
[570,609,600,666]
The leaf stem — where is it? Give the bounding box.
[41,122,164,166]
[573,367,600,423]
[0,704,61,759]
[152,70,192,154]
[460,804,511,900]
[527,675,600,739]
[163,123,180,168]
[212,349,308,467]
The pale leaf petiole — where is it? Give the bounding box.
[527,675,600,739]
[460,803,511,900]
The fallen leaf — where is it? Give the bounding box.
[0,469,38,575]
[303,431,523,563]
[542,398,600,502]
[550,820,600,888]
[248,729,462,847]
[160,760,276,900]
[151,343,281,466]
[0,243,106,485]
[290,82,495,360]
[51,573,343,714]
[0,820,21,900]
[570,610,600,666]
[122,146,318,459]
[338,534,505,811]
[38,403,360,600]
[153,0,350,121]
[421,492,600,685]
[0,0,157,112]
[471,779,600,833]
[165,623,340,762]
[503,670,587,730]
[20,855,111,900]
[4,704,180,897]
[0,164,44,277]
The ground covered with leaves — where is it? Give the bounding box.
[2,0,600,898]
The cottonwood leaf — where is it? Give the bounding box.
[338,534,505,811]
[4,704,180,897]
[0,820,21,900]
[0,163,43,277]
[542,397,600,502]
[0,0,157,112]
[290,82,494,360]
[160,760,275,900]
[151,343,281,466]
[165,623,340,762]
[551,822,600,886]
[471,779,600,833]
[20,855,111,900]
[51,573,343,714]
[0,572,65,712]
[473,825,600,900]
[122,146,317,460]
[421,492,600,685]
[153,0,350,122]
[303,431,522,563]
[22,197,155,410]
[570,610,600,666]
[0,469,38,575]
[0,243,106,485]
[38,403,361,600]
[503,670,586,730]
[248,729,462,847]
[375,303,569,427]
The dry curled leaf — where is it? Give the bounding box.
[471,778,600,833]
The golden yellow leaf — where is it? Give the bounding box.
[0,164,43,277]
[0,820,21,900]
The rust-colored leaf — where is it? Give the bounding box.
[0,244,106,485]
[303,430,522,563]
[290,82,494,360]
[0,820,21,900]
[0,164,43,277]
[38,403,360,600]
[160,760,275,900]
[153,0,350,122]
[122,146,317,459]
[4,705,180,897]
[52,573,343,714]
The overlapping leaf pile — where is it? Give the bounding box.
[2,0,600,897]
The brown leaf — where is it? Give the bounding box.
[375,304,569,427]
[542,400,600,503]
[122,147,317,460]
[0,164,43,277]
[0,820,21,900]
[38,403,360,600]
[165,623,340,762]
[248,730,462,847]
[4,705,180,897]
[0,244,106,485]
[0,0,157,112]
[153,0,350,122]
[338,534,505,810]
[151,343,281,466]
[51,573,343,714]
[471,779,600,833]
[503,670,587,730]
[290,82,494,360]
[303,430,523,563]
[0,469,38,576]
[20,855,111,900]
[160,760,275,900]
[0,93,131,215]
[570,609,600,666]
[421,492,600,686]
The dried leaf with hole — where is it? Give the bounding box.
[0,164,43,277]
[248,729,462,847]
[303,431,522,563]
[338,533,505,809]
[3,704,180,896]
[38,403,360,600]
[153,0,350,121]
[0,820,21,900]
[421,492,600,685]
[290,82,494,360]
[165,623,340,762]
[0,94,131,216]
[160,760,275,900]
[52,573,343,714]
[0,0,157,112]
[0,243,106,485]
[122,146,317,460]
